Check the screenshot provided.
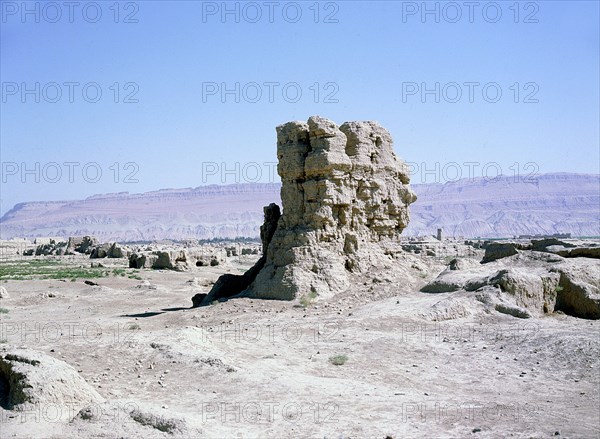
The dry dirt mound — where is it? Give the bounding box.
[422,252,599,319]
[0,348,103,418]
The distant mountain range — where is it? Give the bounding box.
[1,173,598,241]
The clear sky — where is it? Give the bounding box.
[1,0,598,216]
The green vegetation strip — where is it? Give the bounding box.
[0,260,123,281]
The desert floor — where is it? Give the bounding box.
[0,252,598,439]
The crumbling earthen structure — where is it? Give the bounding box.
[193,116,416,306]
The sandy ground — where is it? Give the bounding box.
[0,253,598,439]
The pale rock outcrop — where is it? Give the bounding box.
[129,253,156,269]
[531,238,574,252]
[89,242,127,259]
[152,251,174,269]
[107,242,126,258]
[549,246,600,259]
[151,250,190,271]
[0,348,102,417]
[486,268,560,316]
[129,250,190,271]
[552,261,600,319]
[68,236,98,254]
[34,241,68,256]
[193,116,416,305]
[481,242,519,263]
[246,116,416,301]
[422,252,599,319]
[90,243,110,259]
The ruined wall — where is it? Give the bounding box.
[192,116,416,307]
[244,116,416,301]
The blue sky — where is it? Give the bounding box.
[1,0,598,216]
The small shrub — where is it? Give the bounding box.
[299,289,318,308]
[329,354,348,366]
[130,410,180,434]
[78,408,95,420]
[0,308,9,314]
[127,323,140,330]
[555,285,564,293]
